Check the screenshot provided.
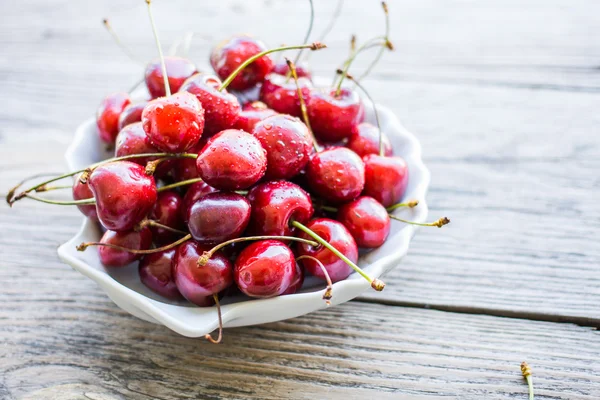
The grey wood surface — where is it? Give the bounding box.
[1,0,599,398]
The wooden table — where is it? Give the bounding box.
[1,0,599,398]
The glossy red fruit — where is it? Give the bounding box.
[252,114,313,180]
[145,56,198,99]
[296,218,358,282]
[210,36,273,91]
[281,262,304,295]
[234,102,278,133]
[271,59,311,79]
[72,174,98,221]
[186,192,251,244]
[260,73,313,117]
[179,73,241,136]
[142,91,205,153]
[170,140,206,182]
[97,92,131,144]
[196,129,267,190]
[234,240,298,298]
[89,161,158,232]
[138,249,182,300]
[173,241,233,306]
[306,147,365,203]
[362,155,409,207]
[346,122,393,158]
[118,101,148,131]
[181,181,219,223]
[337,196,391,248]
[150,191,185,245]
[247,180,313,236]
[307,88,364,141]
[98,227,152,267]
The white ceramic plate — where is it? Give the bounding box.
[57,96,430,338]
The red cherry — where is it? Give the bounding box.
[260,73,313,117]
[97,92,131,144]
[149,191,185,245]
[98,227,152,267]
[88,161,157,232]
[362,154,409,207]
[247,180,313,236]
[186,192,251,244]
[118,101,148,131]
[281,262,304,295]
[296,218,358,282]
[181,181,219,223]
[196,129,267,190]
[337,196,391,248]
[173,241,233,306]
[179,73,241,136]
[144,56,198,99]
[271,59,311,79]
[142,91,205,153]
[138,248,183,300]
[234,103,278,133]
[346,122,393,158]
[306,147,365,203]
[72,174,98,221]
[252,114,313,180]
[210,36,274,91]
[307,88,364,141]
[234,240,298,298]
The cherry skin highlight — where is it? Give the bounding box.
[186,192,251,244]
[173,241,233,306]
[88,161,158,232]
[234,240,298,298]
[145,56,198,99]
[346,122,393,158]
[307,88,364,142]
[149,191,185,245]
[72,174,98,221]
[260,72,313,117]
[337,196,391,248]
[233,101,278,133]
[281,262,304,295]
[181,181,219,223]
[210,36,274,91]
[196,129,267,190]
[142,91,205,152]
[362,154,409,207]
[247,180,313,237]
[118,101,148,131]
[296,218,358,282]
[98,227,152,267]
[306,147,365,203]
[138,248,183,301]
[97,92,131,144]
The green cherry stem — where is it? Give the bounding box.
[307,0,344,62]
[286,58,320,152]
[205,294,223,344]
[290,220,385,291]
[77,234,192,254]
[137,220,189,236]
[334,37,388,96]
[19,193,96,206]
[145,0,171,96]
[158,177,204,192]
[389,214,450,228]
[197,235,319,266]
[102,18,141,65]
[386,199,419,211]
[357,2,393,82]
[520,362,534,400]
[296,255,333,304]
[291,0,314,69]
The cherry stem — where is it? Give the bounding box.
[197,235,319,267]
[334,37,388,93]
[319,205,338,213]
[102,18,140,65]
[296,255,333,305]
[357,2,393,82]
[158,178,204,192]
[128,77,146,94]
[77,234,191,254]
[521,362,534,400]
[19,193,95,206]
[290,220,385,291]
[306,0,344,62]
[291,0,314,69]
[286,58,320,152]
[144,158,168,175]
[205,294,223,344]
[145,0,171,97]
[35,184,72,193]
[386,199,419,211]
[137,220,188,236]
[389,214,450,228]
[6,172,62,205]
[218,42,327,92]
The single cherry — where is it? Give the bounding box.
[210,36,274,91]
[307,88,364,141]
[88,161,158,232]
[98,227,152,267]
[271,59,312,79]
[186,192,251,244]
[118,101,148,131]
[362,154,409,207]
[142,91,205,152]
[173,241,233,306]
[247,180,313,236]
[337,196,391,248]
[138,248,183,301]
[72,174,98,221]
[260,72,313,117]
[233,101,278,133]
[296,218,358,282]
[181,181,219,223]
[149,191,185,245]
[281,262,304,295]
[306,147,365,203]
[196,129,267,190]
[346,122,393,158]
[234,240,299,298]
[144,56,198,99]
[97,92,131,144]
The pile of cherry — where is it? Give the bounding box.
[7,0,448,342]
